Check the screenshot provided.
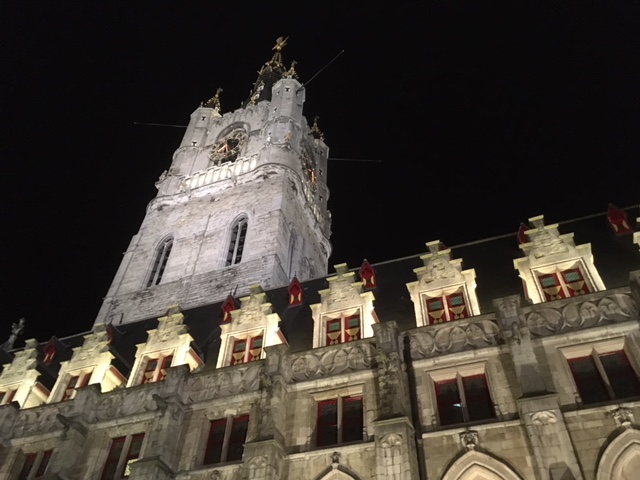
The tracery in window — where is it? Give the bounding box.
[146,237,173,287]
[226,217,248,266]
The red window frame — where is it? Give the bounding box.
[0,388,17,406]
[325,312,361,346]
[62,370,92,401]
[231,335,263,365]
[425,290,469,325]
[141,353,174,384]
[538,267,590,301]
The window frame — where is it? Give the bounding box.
[61,368,93,401]
[0,386,18,406]
[561,339,640,405]
[533,261,594,301]
[17,449,53,480]
[99,433,144,480]
[228,331,264,366]
[429,363,496,427]
[202,415,249,466]
[314,393,364,448]
[145,236,173,288]
[226,217,248,266]
[421,285,471,325]
[322,308,362,346]
[140,351,174,384]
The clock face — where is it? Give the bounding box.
[209,129,248,165]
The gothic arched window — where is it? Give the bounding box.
[146,237,173,287]
[226,217,248,266]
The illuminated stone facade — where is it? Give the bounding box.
[2,42,640,480]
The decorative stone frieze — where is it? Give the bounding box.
[407,240,481,327]
[187,361,263,403]
[288,341,374,382]
[407,315,502,360]
[522,290,636,337]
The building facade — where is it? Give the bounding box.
[2,40,640,480]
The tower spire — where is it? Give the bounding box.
[244,36,290,107]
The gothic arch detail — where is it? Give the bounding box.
[596,428,640,480]
[226,215,248,266]
[146,236,173,287]
[314,466,362,480]
[442,450,523,480]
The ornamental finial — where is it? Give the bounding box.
[310,116,325,141]
[204,87,223,114]
[285,60,299,79]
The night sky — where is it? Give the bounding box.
[2,2,639,344]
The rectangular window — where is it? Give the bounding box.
[324,312,361,346]
[141,353,173,384]
[538,267,590,301]
[62,370,92,401]
[0,388,17,406]
[316,395,363,447]
[435,373,495,426]
[18,450,53,480]
[100,434,144,480]
[203,415,249,465]
[230,335,263,365]
[425,290,469,325]
[568,350,640,405]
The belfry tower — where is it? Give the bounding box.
[95,38,331,327]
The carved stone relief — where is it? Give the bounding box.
[409,319,502,359]
[289,343,374,382]
[525,293,637,337]
[188,363,262,402]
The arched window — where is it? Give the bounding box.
[287,231,297,279]
[226,217,248,266]
[146,237,173,287]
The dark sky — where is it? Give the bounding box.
[2,2,639,343]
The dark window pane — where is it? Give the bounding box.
[101,437,125,480]
[463,374,495,421]
[204,419,227,465]
[435,379,464,425]
[35,450,53,477]
[317,399,338,447]
[569,356,609,404]
[600,351,640,400]
[342,396,363,443]
[227,415,249,462]
[18,453,37,480]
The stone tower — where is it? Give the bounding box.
[95,38,331,327]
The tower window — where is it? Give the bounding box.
[226,217,248,266]
[146,237,173,287]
